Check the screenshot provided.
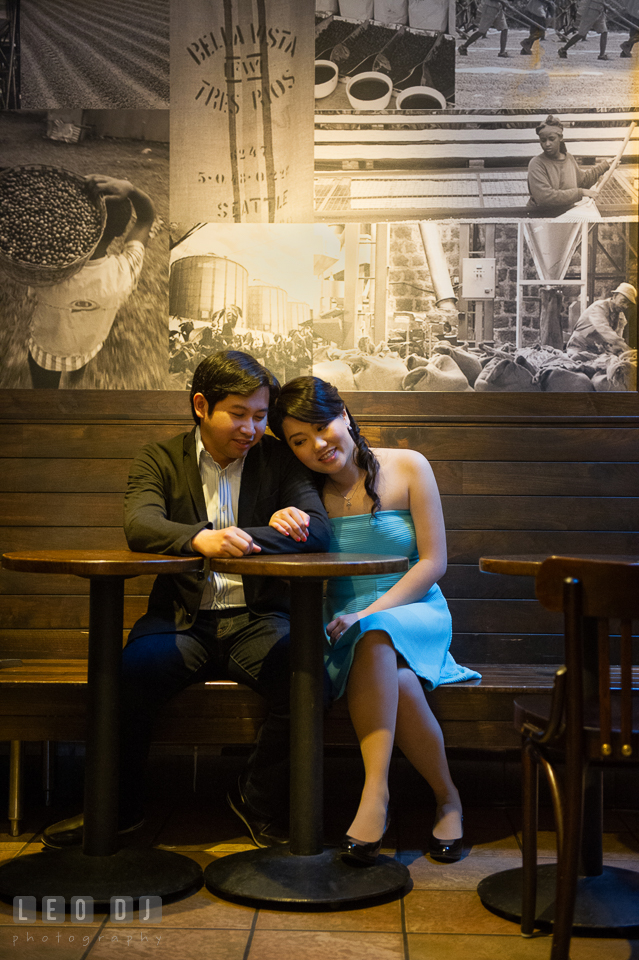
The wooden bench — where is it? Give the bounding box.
[0,656,559,835]
[0,660,559,749]
[2,389,638,835]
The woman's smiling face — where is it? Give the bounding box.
[281,410,355,475]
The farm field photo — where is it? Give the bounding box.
[19,0,169,109]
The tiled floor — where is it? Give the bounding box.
[1,753,638,959]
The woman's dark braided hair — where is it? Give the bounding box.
[269,376,381,516]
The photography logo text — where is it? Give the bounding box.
[12,896,162,948]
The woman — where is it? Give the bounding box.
[269,377,480,864]
[527,115,609,214]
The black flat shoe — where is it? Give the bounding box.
[341,814,389,866]
[42,813,144,849]
[428,832,463,863]
[227,778,289,848]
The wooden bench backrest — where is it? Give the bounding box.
[1,391,638,667]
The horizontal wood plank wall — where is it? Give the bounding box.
[1,390,638,667]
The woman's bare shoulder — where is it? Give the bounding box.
[373,447,431,475]
[373,448,438,511]
[373,447,429,468]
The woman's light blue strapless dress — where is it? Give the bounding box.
[324,510,481,699]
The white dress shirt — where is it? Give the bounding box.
[195,425,247,610]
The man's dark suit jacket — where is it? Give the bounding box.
[124,428,331,640]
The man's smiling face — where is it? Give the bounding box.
[193,387,269,467]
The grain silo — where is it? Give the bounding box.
[170,256,248,322]
[248,284,288,336]
[287,300,311,328]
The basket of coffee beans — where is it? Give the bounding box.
[0,165,106,286]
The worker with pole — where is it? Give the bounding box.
[519,0,555,55]
[457,0,510,57]
[558,0,609,59]
[618,0,639,55]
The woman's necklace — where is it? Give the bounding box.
[327,473,365,509]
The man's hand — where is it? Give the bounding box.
[85,174,155,247]
[191,526,261,558]
[581,188,599,199]
[269,507,310,542]
[326,612,361,644]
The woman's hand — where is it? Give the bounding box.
[269,507,310,542]
[326,612,361,644]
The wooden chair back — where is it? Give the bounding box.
[535,557,639,762]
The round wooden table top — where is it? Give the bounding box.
[1,550,204,578]
[208,552,409,578]
[479,554,638,577]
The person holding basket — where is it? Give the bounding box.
[27,175,155,388]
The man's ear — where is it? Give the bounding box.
[192,393,209,420]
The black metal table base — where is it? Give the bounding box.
[0,847,203,908]
[478,865,639,936]
[204,846,410,909]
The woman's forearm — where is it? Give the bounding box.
[578,159,610,191]
[358,557,446,618]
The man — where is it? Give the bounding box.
[566,283,636,357]
[620,0,639,56]
[520,0,555,54]
[555,0,579,39]
[43,351,331,849]
[457,0,510,57]
[558,0,609,58]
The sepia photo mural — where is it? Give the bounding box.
[0,0,637,392]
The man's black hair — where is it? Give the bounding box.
[189,350,279,423]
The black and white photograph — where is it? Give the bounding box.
[0,0,20,109]
[18,0,169,109]
[169,222,321,387]
[171,0,315,225]
[310,219,637,391]
[315,107,639,219]
[315,1,456,109]
[455,0,639,108]
[0,109,169,388]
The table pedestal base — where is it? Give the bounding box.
[205,846,410,909]
[0,847,202,907]
[478,865,639,935]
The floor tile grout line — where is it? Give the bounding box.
[82,914,109,959]
[241,907,259,960]
[400,895,410,960]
